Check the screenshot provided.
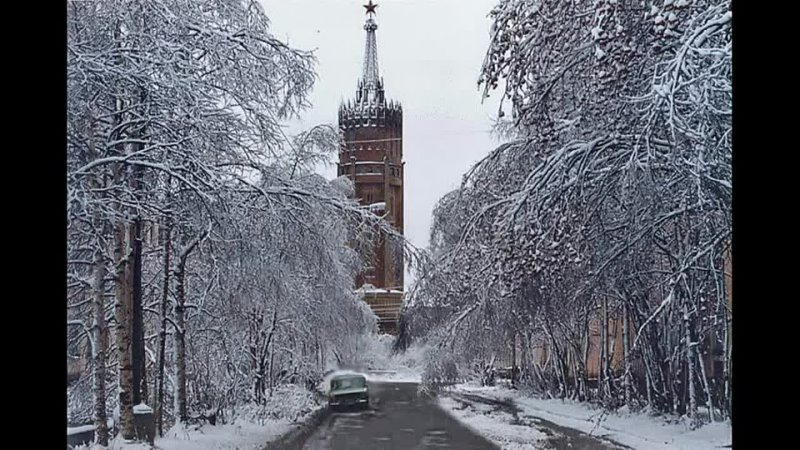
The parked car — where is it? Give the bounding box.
[328,373,369,411]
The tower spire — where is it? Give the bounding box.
[361,1,380,98]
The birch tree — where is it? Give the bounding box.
[68,0,416,441]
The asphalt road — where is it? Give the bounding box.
[301,381,500,450]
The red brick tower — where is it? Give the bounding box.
[338,0,404,293]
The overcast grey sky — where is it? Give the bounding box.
[260,0,505,287]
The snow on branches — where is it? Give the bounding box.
[67,0,418,439]
[407,0,731,423]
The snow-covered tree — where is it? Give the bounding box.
[67,0,414,443]
[405,0,731,425]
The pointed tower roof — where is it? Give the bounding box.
[362,0,380,91]
[339,1,401,127]
[357,1,383,106]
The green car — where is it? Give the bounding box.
[328,373,369,411]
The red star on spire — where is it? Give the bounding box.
[364,0,378,16]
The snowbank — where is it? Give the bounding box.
[74,417,295,450]
[235,384,322,423]
[439,396,548,450]
[446,384,732,450]
[157,384,322,450]
[72,438,153,450]
[156,420,292,450]
[72,384,322,450]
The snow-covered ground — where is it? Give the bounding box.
[74,421,293,450]
[72,384,322,450]
[440,383,732,450]
[439,396,549,450]
[156,419,294,450]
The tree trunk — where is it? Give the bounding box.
[632,301,659,411]
[248,310,265,404]
[317,336,324,373]
[723,247,732,418]
[642,336,655,410]
[130,81,147,405]
[723,314,731,417]
[114,222,136,439]
[622,302,631,406]
[267,308,278,397]
[698,348,716,422]
[683,301,698,425]
[544,320,567,399]
[569,347,580,400]
[141,357,149,414]
[156,222,171,436]
[582,317,590,401]
[172,224,210,420]
[175,256,188,423]
[554,343,568,399]
[131,218,144,405]
[600,296,610,401]
[519,332,529,386]
[92,246,109,446]
[725,339,731,417]
[510,330,517,388]
[87,115,109,446]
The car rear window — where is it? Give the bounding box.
[331,376,366,390]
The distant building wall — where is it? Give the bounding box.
[360,290,403,335]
